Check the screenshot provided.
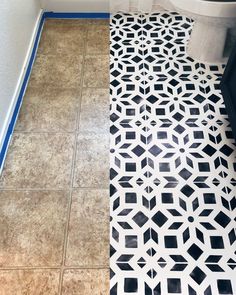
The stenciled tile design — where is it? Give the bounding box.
[110,12,236,295]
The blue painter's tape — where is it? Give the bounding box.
[0,11,110,171]
[44,12,110,19]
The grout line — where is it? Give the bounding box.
[13,131,75,134]
[0,187,109,191]
[0,266,110,271]
[0,188,70,192]
[58,23,88,295]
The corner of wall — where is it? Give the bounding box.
[0,8,44,172]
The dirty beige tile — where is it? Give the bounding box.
[38,24,86,55]
[0,269,60,295]
[83,55,109,88]
[0,133,74,189]
[79,88,109,134]
[86,25,109,54]
[0,190,69,267]
[15,87,80,132]
[66,189,109,267]
[73,134,109,188]
[30,54,83,88]
[62,269,109,295]
[86,19,110,25]
[43,19,88,27]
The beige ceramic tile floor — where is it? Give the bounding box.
[0,18,109,294]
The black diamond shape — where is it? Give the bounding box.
[193,94,205,103]
[190,266,206,284]
[173,112,184,121]
[220,144,234,156]
[214,211,231,228]
[147,95,158,104]
[132,145,145,156]
[174,124,186,134]
[203,144,216,156]
[187,244,203,260]
[149,145,162,156]
[179,168,192,180]
[181,185,194,197]
[132,95,143,104]
[152,211,168,227]
[133,211,149,227]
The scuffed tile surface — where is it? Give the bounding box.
[73,134,109,188]
[30,54,83,88]
[86,25,110,54]
[62,269,109,295]
[66,189,109,267]
[15,87,80,132]
[0,190,69,266]
[83,55,109,88]
[79,88,109,134]
[0,269,60,295]
[0,133,74,189]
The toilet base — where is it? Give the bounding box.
[187,21,228,63]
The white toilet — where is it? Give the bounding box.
[167,0,236,63]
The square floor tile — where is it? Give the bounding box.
[66,189,109,267]
[15,87,80,132]
[62,269,109,295]
[0,190,69,266]
[0,133,74,189]
[83,55,109,88]
[30,54,83,88]
[79,88,109,134]
[86,25,109,54]
[73,133,109,188]
[38,21,86,55]
[0,269,60,295]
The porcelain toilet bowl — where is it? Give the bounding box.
[168,0,236,63]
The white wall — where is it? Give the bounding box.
[41,0,109,12]
[0,0,42,152]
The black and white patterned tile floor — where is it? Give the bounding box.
[110,12,236,295]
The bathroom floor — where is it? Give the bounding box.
[110,12,236,295]
[0,19,110,294]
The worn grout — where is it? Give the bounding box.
[57,21,90,295]
[0,187,109,191]
[0,266,110,271]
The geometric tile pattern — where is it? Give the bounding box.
[110,12,236,294]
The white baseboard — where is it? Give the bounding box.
[41,0,109,12]
[0,9,44,172]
